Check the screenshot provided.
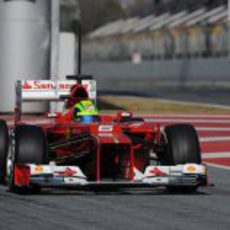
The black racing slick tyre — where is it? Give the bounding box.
[15,125,48,164]
[160,124,201,165]
[0,120,9,184]
[9,125,48,193]
[159,124,201,193]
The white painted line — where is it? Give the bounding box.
[145,118,230,123]
[200,136,230,142]
[196,127,230,131]
[202,152,230,159]
[144,115,230,118]
[205,163,230,170]
[158,126,230,132]
[152,98,230,110]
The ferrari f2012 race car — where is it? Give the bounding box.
[0,76,208,193]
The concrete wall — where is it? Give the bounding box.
[82,58,230,90]
[0,0,51,112]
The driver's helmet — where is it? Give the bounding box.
[65,85,89,109]
[73,99,98,123]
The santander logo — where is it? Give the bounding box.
[22,80,90,91]
[22,81,32,89]
[149,167,165,176]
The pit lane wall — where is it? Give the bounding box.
[0,0,51,113]
[82,58,230,91]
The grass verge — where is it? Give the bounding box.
[98,95,230,115]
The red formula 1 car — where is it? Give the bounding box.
[0,76,208,193]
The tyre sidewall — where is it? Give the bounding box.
[0,120,9,182]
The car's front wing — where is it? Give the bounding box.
[12,163,208,189]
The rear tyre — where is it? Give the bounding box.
[0,120,9,184]
[159,124,201,193]
[9,125,48,193]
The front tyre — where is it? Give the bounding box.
[9,125,48,193]
[160,124,201,165]
[158,124,201,193]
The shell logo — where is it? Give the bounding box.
[34,165,44,173]
[187,165,197,173]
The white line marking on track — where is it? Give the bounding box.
[202,152,230,159]
[145,119,230,123]
[196,127,230,131]
[200,136,230,142]
[144,115,230,118]
[158,127,230,132]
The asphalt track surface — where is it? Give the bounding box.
[0,167,229,230]
[0,115,229,230]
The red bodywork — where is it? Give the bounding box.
[9,80,208,190]
[13,81,161,183]
[15,112,159,182]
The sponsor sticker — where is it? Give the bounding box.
[34,165,44,173]
[149,167,166,176]
[187,165,197,173]
[143,177,169,184]
[22,80,90,91]
[56,167,77,177]
[183,164,203,174]
[98,125,113,132]
[64,178,87,185]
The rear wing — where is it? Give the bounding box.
[15,79,97,121]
